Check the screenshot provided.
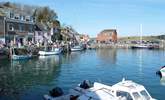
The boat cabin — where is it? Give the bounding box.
[111,79,153,100]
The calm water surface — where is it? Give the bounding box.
[0,49,165,100]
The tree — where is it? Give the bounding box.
[51,20,63,42]
[34,6,57,24]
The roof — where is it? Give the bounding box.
[112,80,145,92]
[100,29,117,33]
[35,23,49,31]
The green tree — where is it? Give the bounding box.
[51,20,62,42]
[34,6,57,24]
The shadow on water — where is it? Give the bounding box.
[0,55,62,100]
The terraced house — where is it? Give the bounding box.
[0,4,35,45]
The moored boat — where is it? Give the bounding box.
[39,47,62,56]
[10,48,32,60]
[44,79,156,100]
[131,44,154,49]
[11,54,32,60]
[71,45,83,52]
[110,78,156,100]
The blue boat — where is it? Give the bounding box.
[10,48,32,60]
[11,54,32,60]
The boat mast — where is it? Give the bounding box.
[140,24,143,44]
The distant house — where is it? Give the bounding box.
[96,29,117,43]
[80,34,90,43]
[34,23,52,44]
[0,6,35,45]
[60,26,76,42]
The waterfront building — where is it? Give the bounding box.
[34,23,52,45]
[80,34,90,43]
[60,26,77,43]
[96,29,117,43]
[0,4,35,45]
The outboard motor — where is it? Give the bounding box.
[80,80,93,89]
[49,87,63,97]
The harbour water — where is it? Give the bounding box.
[0,49,165,100]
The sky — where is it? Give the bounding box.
[1,0,165,37]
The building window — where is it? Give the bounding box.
[26,16,30,21]
[10,12,14,19]
[15,14,20,20]
[9,24,14,31]
[21,15,25,21]
[29,25,33,32]
[19,24,24,32]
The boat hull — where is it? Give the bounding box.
[12,55,32,60]
[71,48,83,52]
[131,45,154,49]
[39,49,62,56]
[160,68,165,76]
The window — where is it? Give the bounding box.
[132,92,142,100]
[117,91,133,100]
[29,25,33,32]
[10,12,14,19]
[140,90,150,100]
[21,15,25,21]
[19,24,24,32]
[9,24,14,31]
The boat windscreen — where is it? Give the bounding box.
[140,90,150,100]
[132,92,142,100]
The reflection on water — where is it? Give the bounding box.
[96,49,117,64]
[0,55,61,99]
[0,49,165,100]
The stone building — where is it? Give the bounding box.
[96,29,117,43]
[0,5,35,45]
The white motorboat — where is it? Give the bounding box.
[131,44,154,49]
[44,79,156,100]
[71,45,83,52]
[109,78,156,100]
[39,47,62,56]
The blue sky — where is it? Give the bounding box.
[2,0,165,37]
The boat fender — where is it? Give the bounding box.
[49,87,63,97]
[80,80,92,89]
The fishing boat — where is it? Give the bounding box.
[44,79,156,100]
[131,44,154,49]
[10,48,32,60]
[71,45,83,52]
[39,47,62,56]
